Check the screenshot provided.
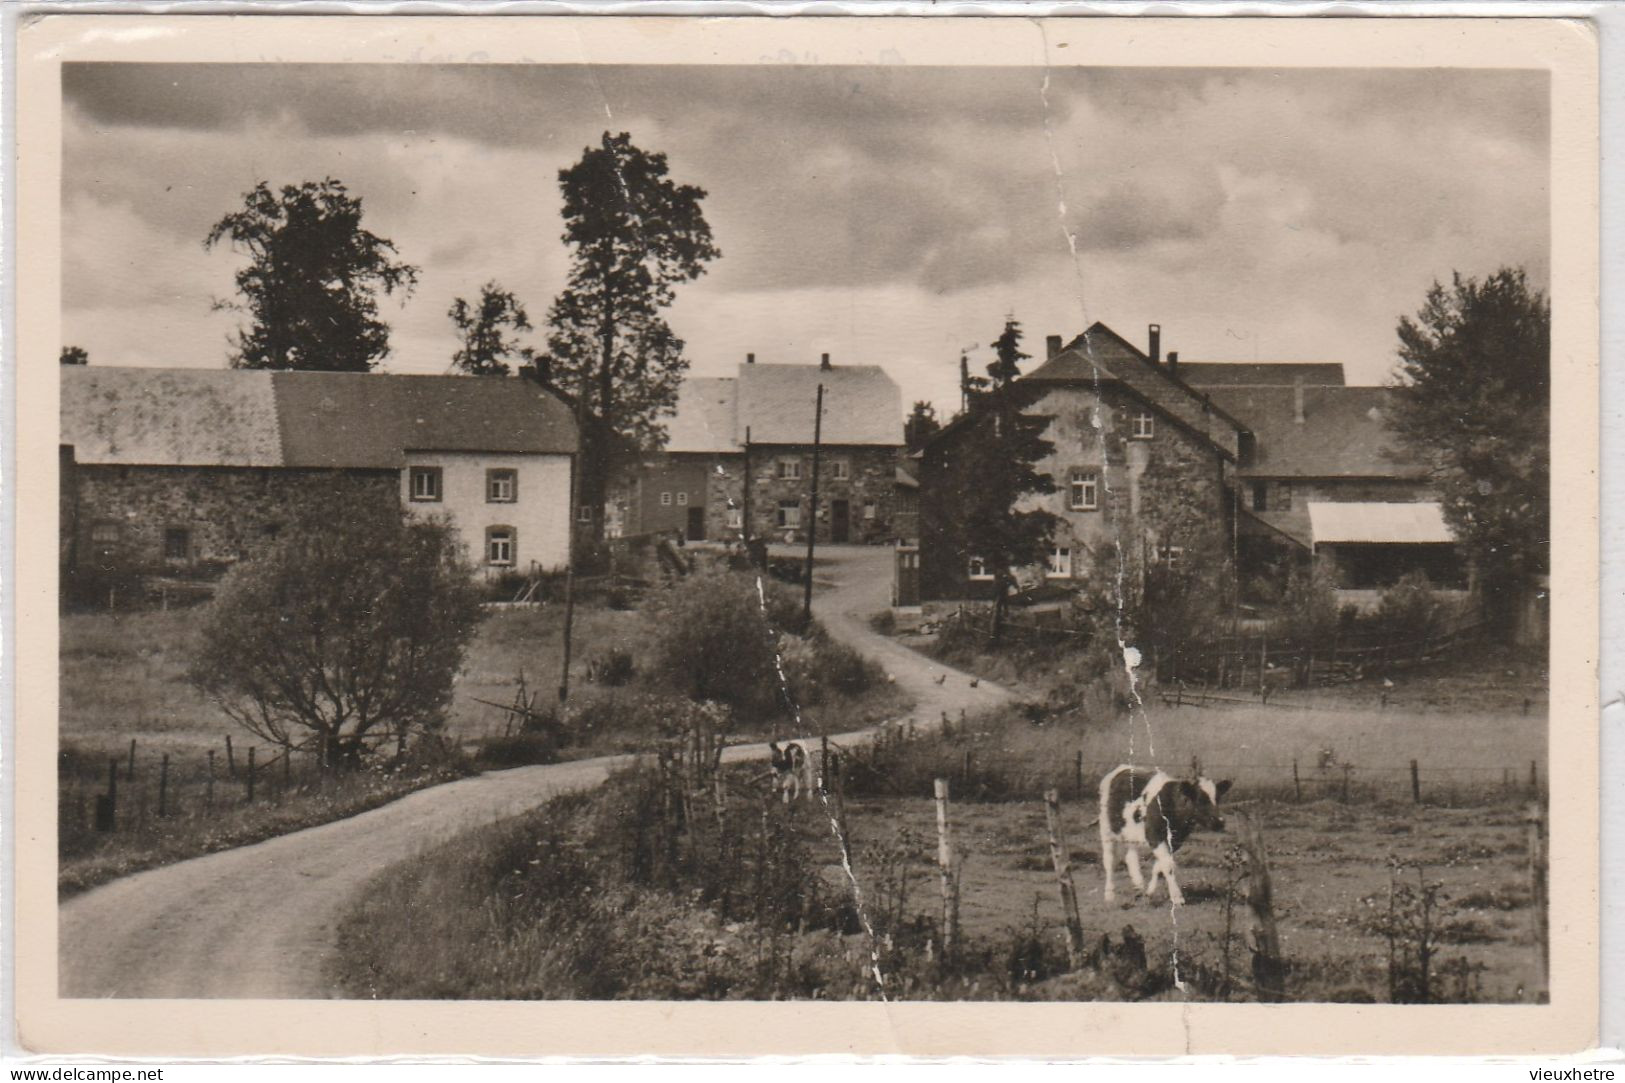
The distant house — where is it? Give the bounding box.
[1191,378,1458,598]
[60,367,577,591]
[917,321,1461,609]
[616,354,905,545]
[919,322,1246,601]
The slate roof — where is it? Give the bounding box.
[63,366,577,468]
[663,363,903,452]
[1204,385,1426,479]
[664,377,739,454]
[1021,322,1245,458]
[1178,362,1345,387]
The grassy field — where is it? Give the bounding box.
[58,578,910,897]
[329,696,1547,1003]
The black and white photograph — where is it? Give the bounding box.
[11,13,1601,1059]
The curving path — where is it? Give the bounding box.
[59,545,1008,999]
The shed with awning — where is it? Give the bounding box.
[1307,501,1464,589]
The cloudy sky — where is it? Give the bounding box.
[62,63,1548,413]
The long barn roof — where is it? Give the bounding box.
[663,362,903,452]
[62,366,577,467]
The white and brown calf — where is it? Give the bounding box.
[1098,764,1231,906]
[768,740,841,804]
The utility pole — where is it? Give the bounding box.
[742,425,753,556]
[559,377,588,706]
[803,384,824,623]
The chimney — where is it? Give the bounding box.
[1045,334,1063,359]
[1148,324,1161,364]
[746,352,755,365]
[820,352,832,371]
[1166,350,1179,377]
[1293,376,1305,424]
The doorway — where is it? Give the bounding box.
[831,499,850,543]
[686,506,706,542]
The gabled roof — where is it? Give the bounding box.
[1179,362,1345,387]
[664,377,739,454]
[63,366,577,468]
[1022,322,1245,458]
[663,362,904,452]
[1205,385,1426,479]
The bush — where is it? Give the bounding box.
[1374,571,1441,644]
[189,498,483,767]
[646,569,791,710]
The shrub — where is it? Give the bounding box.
[1374,570,1441,645]
[189,497,483,767]
[646,569,790,710]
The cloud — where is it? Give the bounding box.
[60,62,1550,404]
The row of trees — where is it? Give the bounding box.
[195,133,719,538]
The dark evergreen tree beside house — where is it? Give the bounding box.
[953,318,1059,641]
[540,132,720,541]
[1386,266,1549,641]
[204,178,419,372]
[904,400,941,453]
[448,281,533,377]
[60,346,89,365]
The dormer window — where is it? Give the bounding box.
[1131,412,1155,440]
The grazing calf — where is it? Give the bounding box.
[768,741,805,804]
[1098,764,1231,906]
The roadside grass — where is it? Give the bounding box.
[331,744,1541,1003]
[60,571,913,898]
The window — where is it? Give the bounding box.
[1047,546,1072,578]
[776,458,802,480]
[1157,545,1185,569]
[1251,481,1269,512]
[776,501,801,529]
[863,501,877,520]
[90,522,119,545]
[1131,412,1155,440]
[660,491,673,506]
[1275,481,1294,510]
[261,522,282,540]
[676,492,689,506]
[163,527,191,561]
[727,507,743,529]
[1069,469,1099,511]
[486,469,517,503]
[486,526,515,566]
[409,466,442,502]
[831,459,850,481]
[577,504,593,524]
[967,556,993,581]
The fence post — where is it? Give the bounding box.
[1410,759,1421,804]
[96,757,119,833]
[1042,788,1086,971]
[226,734,237,779]
[207,750,216,810]
[127,738,137,782]
[1525,802,1548,1001]
[247,746,256,803]
[934,778,956,958]
[1075,751,1085,800]
[158,753,169,818]
[960,748,973,788]
[1528,760,1538,797]
[284,748,292,791]
[1238,812,1286,1002]
[1292,759,1302,803]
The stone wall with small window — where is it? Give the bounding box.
[726,445,903,545]
[68,464,398,576]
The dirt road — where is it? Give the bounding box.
[59,546,1006,998]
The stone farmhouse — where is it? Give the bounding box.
[613,355,907,545]
[60,366,578,592]
[918,321,1452,608]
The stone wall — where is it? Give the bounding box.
[734,445,903,545]
[921,384,1229,601]
[71,464,399,574]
